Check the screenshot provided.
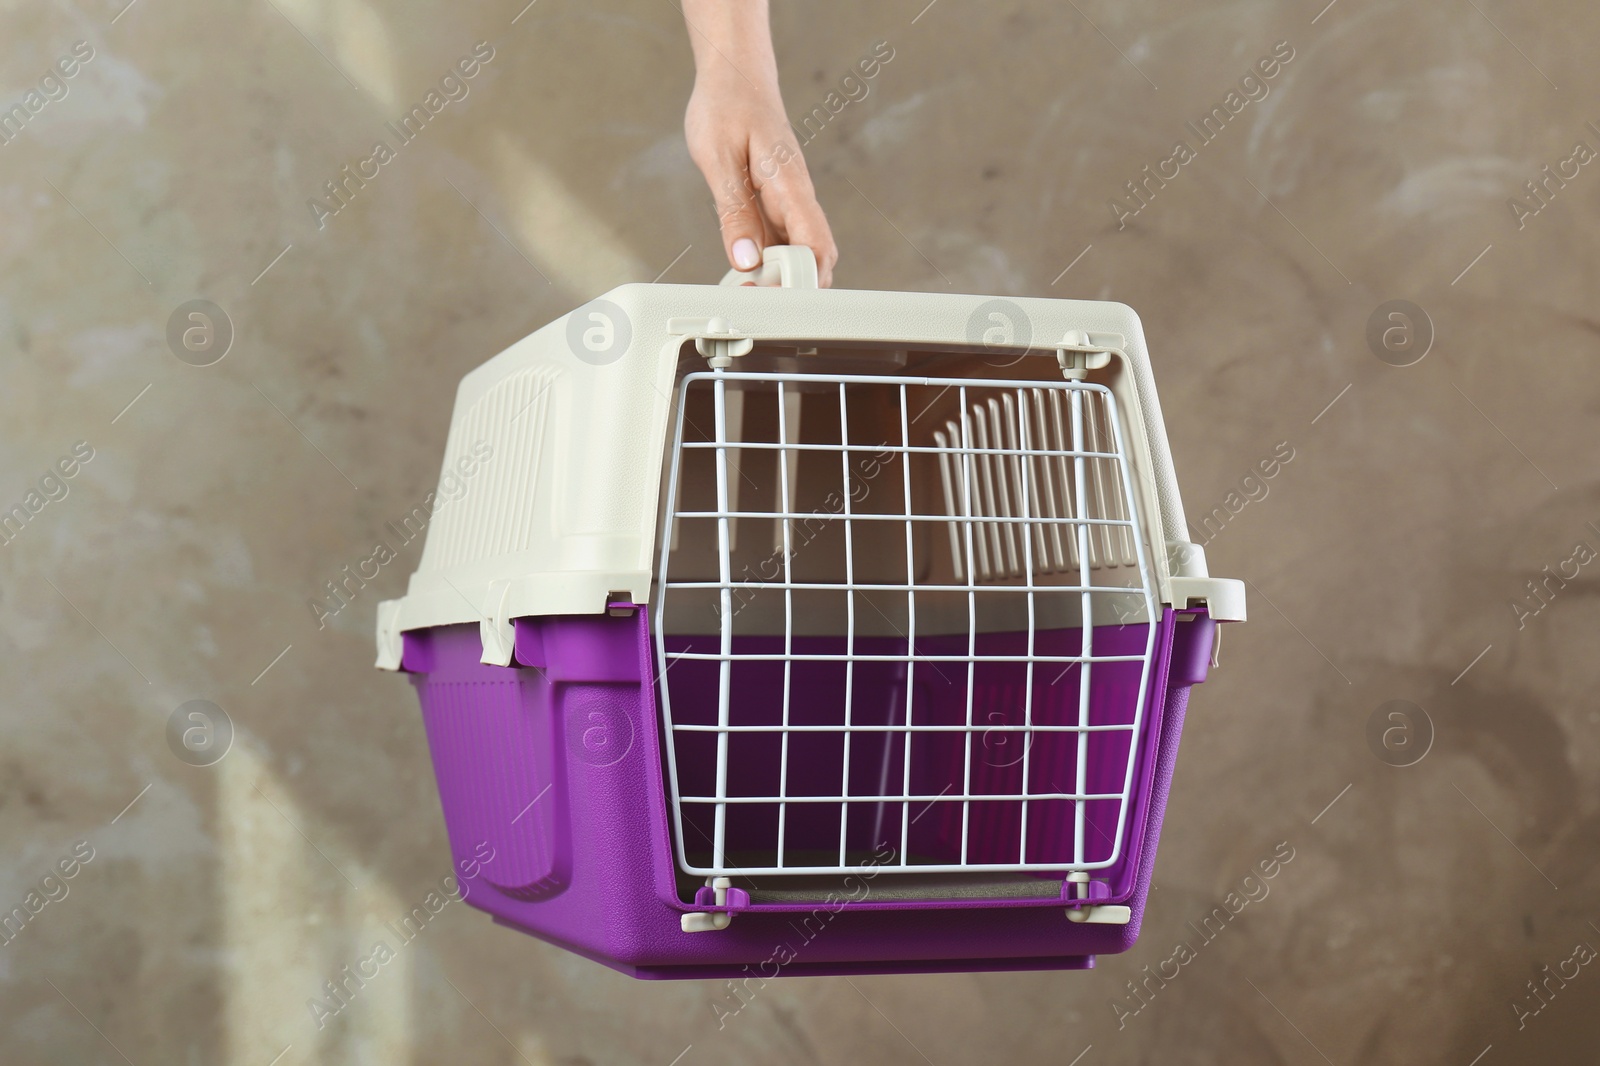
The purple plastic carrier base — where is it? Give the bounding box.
[401,607,1213,979]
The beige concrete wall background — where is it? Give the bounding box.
[2,0,1597,1062]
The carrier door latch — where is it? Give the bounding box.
[667,317,755,368]
[1056,330,1123,381]
[478,578,516,667]
[1167,576,1248,623]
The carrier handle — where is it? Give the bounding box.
[719,245,818,289]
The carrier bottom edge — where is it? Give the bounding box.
[488,915,1097,980]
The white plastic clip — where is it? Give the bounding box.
[478,578,515,666]
[375,600,404,671]
[692,317,755,369]
[1056,329,1119,381]
[1065,871,1131,925]
[680,876,735,933]
[1168,576,1247,622]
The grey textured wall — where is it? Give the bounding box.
[2,1,1597,1063]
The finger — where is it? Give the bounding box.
[695,152,769,274]
[755,160,838,288]
[764,194,837,288]
[782,199,838,289]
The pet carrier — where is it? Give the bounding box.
[376,246,1243,979]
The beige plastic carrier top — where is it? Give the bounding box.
[375,245,1242,670]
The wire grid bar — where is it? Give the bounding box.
[671,509,1135,526]
[654,370,1159,877]
[662,652,1146,664]
[670,722,1139,733]
[679,439,1124,459]
[664,581,1145,593]
[678,791,1127,804]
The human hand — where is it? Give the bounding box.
[681,0,837,287]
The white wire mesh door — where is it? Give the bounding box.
[654,367,1159,878]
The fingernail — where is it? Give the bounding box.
[732,238,760,270]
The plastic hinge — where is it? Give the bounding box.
[1057,330,1123,381]
[667,317,755,369]
[681,876,748,933]
[1064,871,1131,925]
[1168,576,1247,623]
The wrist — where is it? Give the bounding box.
[693,66,783,107]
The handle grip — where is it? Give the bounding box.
[719,245,819,289]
